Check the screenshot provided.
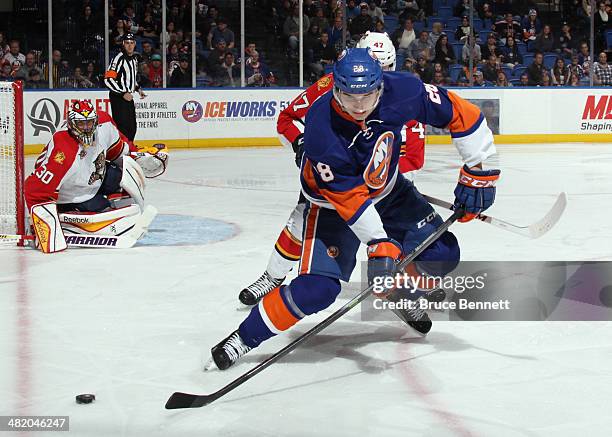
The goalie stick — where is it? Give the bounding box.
[423,193,567,239]
[164,208,465,410]
[0,205,157,249]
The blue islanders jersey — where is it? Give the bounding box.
[300,71,496,244]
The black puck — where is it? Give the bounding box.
[75,394,95,404]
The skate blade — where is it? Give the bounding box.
[203,357,217,372]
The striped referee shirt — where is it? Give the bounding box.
[104,50,140,94]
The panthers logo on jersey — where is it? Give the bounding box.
[88,152,107,185]
[363,131,394,190]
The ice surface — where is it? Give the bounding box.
[1,144,612,436]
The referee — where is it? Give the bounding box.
[104,33,145,141]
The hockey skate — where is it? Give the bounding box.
[385,289,432,335]
[210,330,252,370]
[238,272,285,306]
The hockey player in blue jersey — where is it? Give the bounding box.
[209,48,500,370]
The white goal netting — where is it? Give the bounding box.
[0,82,20,235]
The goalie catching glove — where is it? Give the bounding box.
[131,143,169,178]
[454,164,501,223]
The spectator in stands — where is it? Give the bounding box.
[551,57,570,85]
[568,54,586,79]
[481,34,502,60]
[521,9,541,42]
[246,50,274,87]
[577,41,592,68]
[317,31,338,69]
[479,3,495,22]
[123,4,142,35]
[454,0,471,19]
[533,25,554,53]
[216,52,240,87]
[346,0,361,20]
[148,54,163,87]
[2,39,25,66]
[434,34,456,68]
[373,18,386,33]
[165,21,178,44]
[431,70,447,85]
[303,0,318,17]
[496,70,511,86]
[482,54,500,82]
[472,70,486,86]
[350,3,374,39]
[541,71,551,86]
[413,55,433,81]
[207,38,227,72]
[569,73,580,86]
[0,63,12,81]
[111,19,128,51]
[594,1,611,52]
[284,5,310,55]
[26,69,47,88]
[367,1,384,21]
[140,41,156,63]
[495,13,522,44]
[409,30,434,61]
[16,51,42,81]
[79,5,101,38]
[138,63,152,88]
[398,0,424,22]
[455,16,471,43]
[210,17,235,49]
[527,51,545,85]
[0,32,9,60]
[401,57,415,72]
[311,7,330,32]
[428,22,444,47]
[84,62,101,88]
[517,72,530,86]
[393,18,416,58]
[167,42,181,65]
[327,15,344,46]
[555,22,576,58]
[593,51,612,86]
[142,11,160,40]
[500,36,523,66]
[169,55,192,88]
[71,66,95,88]
[462,35,482,65]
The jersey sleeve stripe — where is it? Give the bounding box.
[446,91,483,136]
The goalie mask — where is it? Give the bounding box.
[68,100,98,147]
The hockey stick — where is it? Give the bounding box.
[164,208,464,410]
[0,205,157,249]
[423,193,567,239]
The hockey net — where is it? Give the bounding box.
[0,81,25,238]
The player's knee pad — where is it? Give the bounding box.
[415,231,460,276]
[287,274,341,316]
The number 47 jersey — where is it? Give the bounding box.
[301,71,496,244]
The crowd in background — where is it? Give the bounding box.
[0,0,610,88]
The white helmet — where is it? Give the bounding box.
[356,31,396,71]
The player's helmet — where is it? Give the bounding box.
[67,100,98,146]
[333,48,384,121]
[356,31,396,71]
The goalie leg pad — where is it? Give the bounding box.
[60,204,141,236]
[31,203,67,253]
[120,156,146,210]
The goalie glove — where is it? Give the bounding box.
[131,143,169,178]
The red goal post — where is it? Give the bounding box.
[0,81,26,241]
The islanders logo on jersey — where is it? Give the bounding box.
[363,131,394,190]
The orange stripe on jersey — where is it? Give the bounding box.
[446,91,482,135]
[319,186,370,223]
[300,204,319,275]
[275,227,302,261]
[262,287,299,331]
[106,138,124,161]
[104,70,118,79]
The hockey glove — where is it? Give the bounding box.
[131,143,169,178]
[367,238,402,294]
[453,164,500,223]
[292,134,304,168]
